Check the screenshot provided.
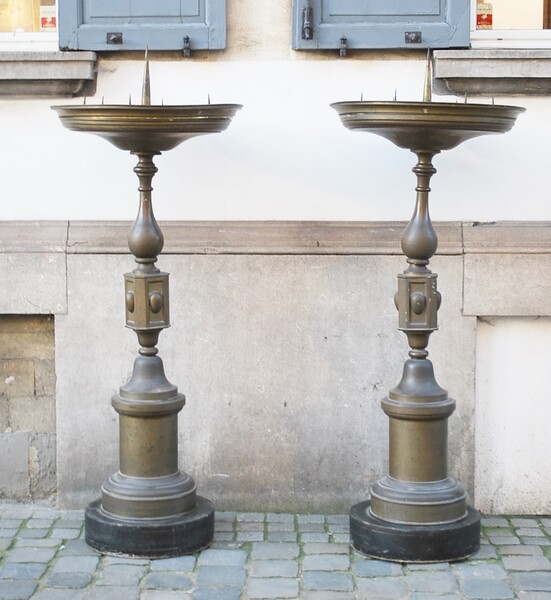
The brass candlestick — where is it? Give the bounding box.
[332,65,524,562]
[53,58,241,557]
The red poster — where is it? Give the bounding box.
[477,4,493,30]
[41,16,56,30]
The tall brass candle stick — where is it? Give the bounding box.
[332,60,524,562]
[54,57,241,557]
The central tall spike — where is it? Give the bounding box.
[423,49,432,103]
[142,48,151,106]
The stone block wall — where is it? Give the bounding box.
[0,315,56,500]
[1,221,551,514]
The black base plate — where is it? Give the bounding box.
[85,496,214,558]
[350,500,480,563]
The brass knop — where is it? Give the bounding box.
[149,291,163,314]
[126,291,135,313]
[125,272,170,331]
[410,291,426,315]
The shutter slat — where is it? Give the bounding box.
[323,0,442,19]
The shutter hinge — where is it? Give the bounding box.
[405,32,422,44]
[302,2,314,40]
[340,36,347,58]
[183,36,192,58]
[106,32,123,45]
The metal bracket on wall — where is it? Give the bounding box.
[302,2,314,40]
[405,31,422,44]
[107,32,123,45]
[340,36,348,57]
[183,36,191,58]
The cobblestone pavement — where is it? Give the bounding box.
[0,505,550,599]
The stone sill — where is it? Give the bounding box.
[0,51,97,97]
[1,221,551,256]
[433,49,551,95]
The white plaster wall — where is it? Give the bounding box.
[475,318,551,514]
[0,59,543,222]
[0,0,545,222]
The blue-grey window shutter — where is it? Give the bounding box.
[59,0,226,51]
[292,0,470,50]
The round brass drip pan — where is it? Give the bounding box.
[331,101,525,152]
[53,104,242,152]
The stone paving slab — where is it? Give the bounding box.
[0,505,550,598]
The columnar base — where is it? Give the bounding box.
[350,501,480,563]
[85,496,214,558]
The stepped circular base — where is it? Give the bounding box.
[350,501,480,563]
[85,496,214,558]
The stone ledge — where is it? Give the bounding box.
[463,221,551,253]
[0,52,96,96]
[65,220,462,255]
[2,220,551,255]
[0,221,68,253]
[433,49,551,95]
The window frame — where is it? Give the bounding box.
[0,31,58,51]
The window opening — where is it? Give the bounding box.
[476,0,551,30]
[0,0,57,33]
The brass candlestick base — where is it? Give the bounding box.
[53,63,241,557]
[85,497,214,558]
[332,99,523,562]
[351,502,481,563]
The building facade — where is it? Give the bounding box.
[0,1,550,515]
